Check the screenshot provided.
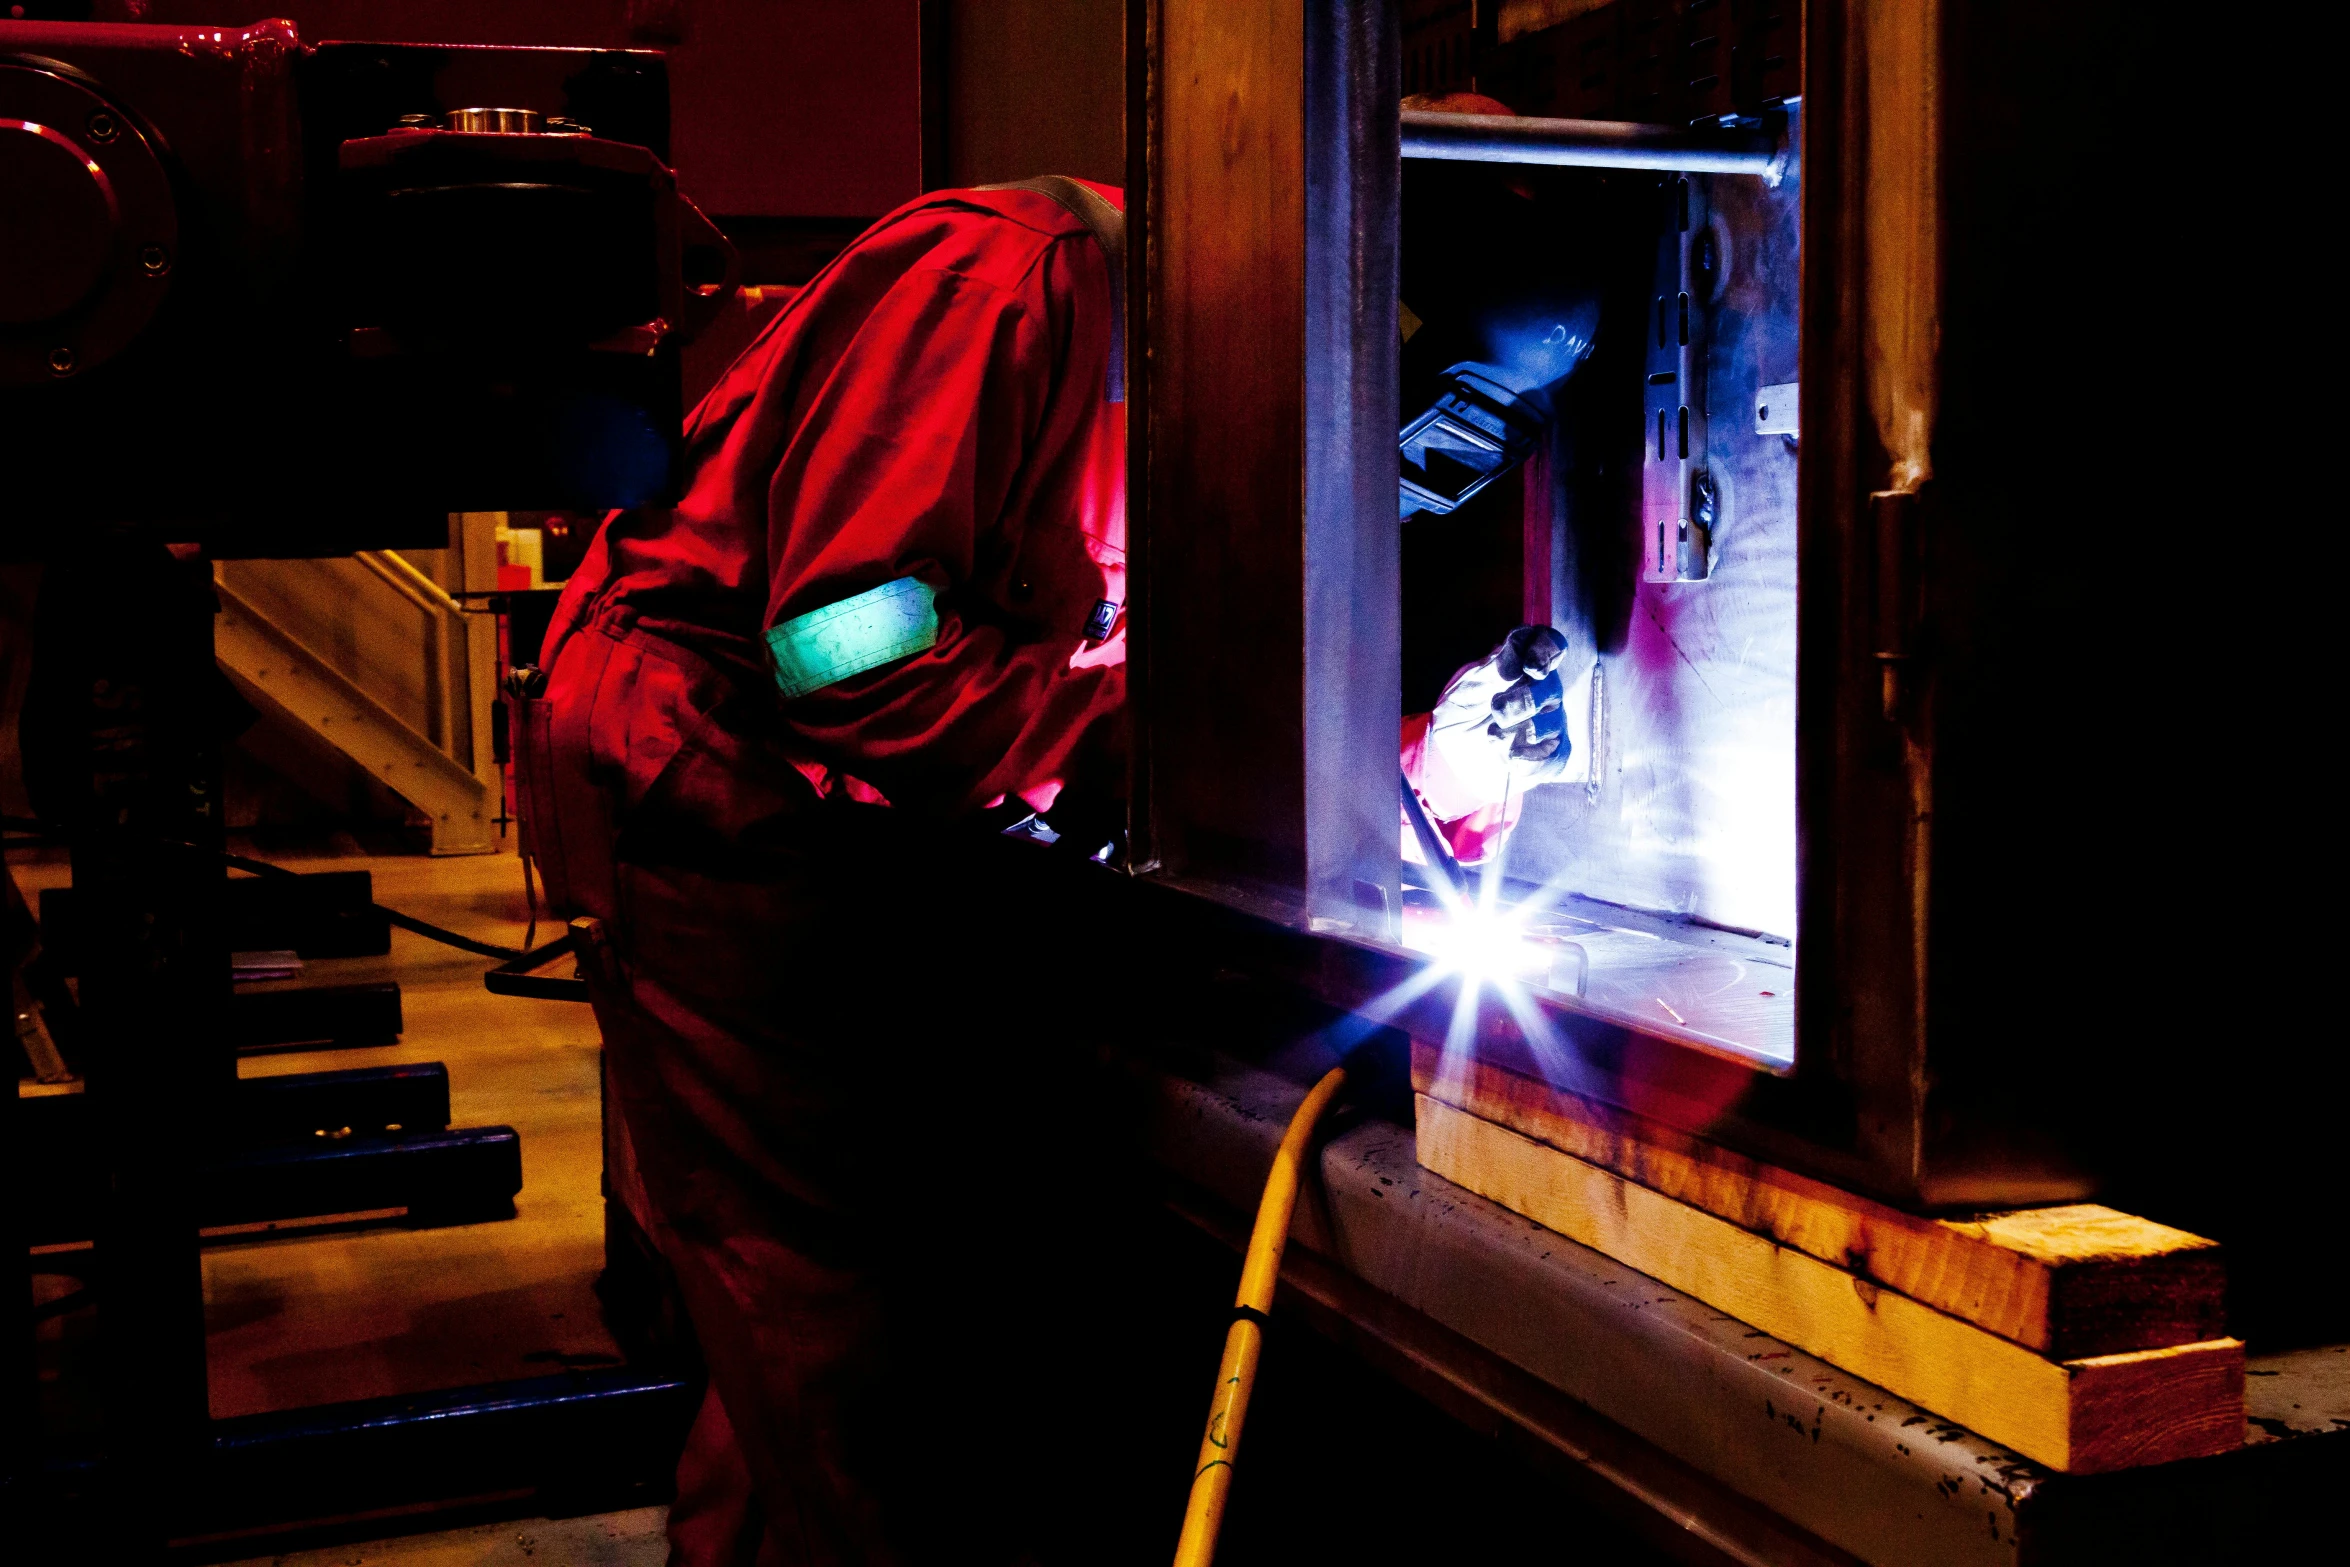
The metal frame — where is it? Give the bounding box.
[1133,0,2103,1212]
[3,33,705,1547]
[1129,0,1401,936]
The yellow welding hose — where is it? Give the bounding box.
[1171,1064,1348,1567]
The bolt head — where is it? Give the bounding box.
[86,111,117,144]
[139,244,170,275]
[48,347,75,376]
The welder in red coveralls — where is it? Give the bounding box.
[520,176,1565,1565]
[522,178,1140,1567]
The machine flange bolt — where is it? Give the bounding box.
[48,347,75,376]
[140,245,170,275]
[86,110,118,144]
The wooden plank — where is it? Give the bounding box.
[1413,1042,2224,1359]
[1415,1095,2244,1473]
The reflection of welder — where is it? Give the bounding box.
[1397,95,1592,863]
[1398,287,1599,518]
[1397,94,1600,519]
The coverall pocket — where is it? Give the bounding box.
[1007,519,1123,645]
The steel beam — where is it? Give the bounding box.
[1401,108,1786,177]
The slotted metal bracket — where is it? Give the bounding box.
[1643,175,1712,584]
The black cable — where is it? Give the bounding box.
[220,849,298,880]
[220,849,530,961]
[8,819,541,963]
[377,907,530,963]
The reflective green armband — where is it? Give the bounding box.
[765,575,940,700]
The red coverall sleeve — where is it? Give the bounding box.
[757,240,1123,817]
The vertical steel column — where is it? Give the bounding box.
[4,992,26,1504]
[1302,0,1402,936]
[1137,0,1400,932]
[34,538,227,1551]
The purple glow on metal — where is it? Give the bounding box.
[1488,141,1802,1068]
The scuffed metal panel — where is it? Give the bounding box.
[2243,1345,2350,1445]
[1139,1053,2035,1567]
[1513,123,1802,947]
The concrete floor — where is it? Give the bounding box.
[18,842,618,1424]
[202,849,617,1419]
[218,1506,668,1567]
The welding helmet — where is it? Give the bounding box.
[1398,142,1600,519]
[1398,286,1599,517]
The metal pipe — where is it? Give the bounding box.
[1401,109,1784,178]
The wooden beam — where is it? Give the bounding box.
[1413,1042,2224,1359]
[1416,1095,2243,1473]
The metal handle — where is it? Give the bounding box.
[483,925,588,1002]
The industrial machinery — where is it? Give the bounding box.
[2,16,732,1550]
[1,18,734,546]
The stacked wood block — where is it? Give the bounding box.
[1412,1042,2243,1472]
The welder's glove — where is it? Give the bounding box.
[1419,625,1573,818]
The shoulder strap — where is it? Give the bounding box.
[975,176,1125,404]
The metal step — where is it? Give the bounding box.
[231,1061,449,1141]
[233,981,406,1053]
[192,1367,696,1542]
[205,1125,522,1231]
[41,871,391,970]
[22,1113,521,1247]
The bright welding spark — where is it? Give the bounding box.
[1386,814,1606,1102]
